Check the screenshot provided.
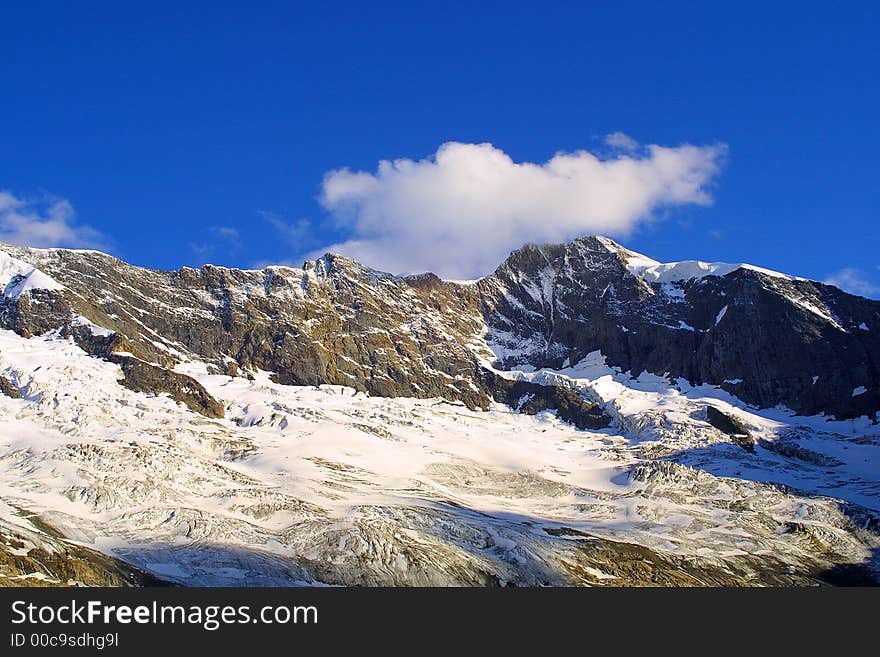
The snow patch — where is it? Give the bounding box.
[622,250,794,284]
[0,250,65,300]
[787,295,845,330]
[72,315,114,337]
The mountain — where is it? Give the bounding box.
[0,236,878,586]
[3,235,878,421]
[482,236,880,419]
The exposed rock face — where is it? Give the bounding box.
[0,235,877,422]
[481,370,610,430]
[0,245,603,424]
[114,356,225,419]
[0,511,168,587]
[479,236,880,419]
[757,435,844,467]
[544,527,818,586]
[0,375,20,399]
[706,406,755,452]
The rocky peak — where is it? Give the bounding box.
[482,238,879,419]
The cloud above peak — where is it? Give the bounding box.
[316,139,727,279]
[824,268,880,299]
[0,191,108,250]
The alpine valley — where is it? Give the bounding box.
[1,235,878,587]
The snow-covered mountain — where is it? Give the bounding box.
[0,236,878,586]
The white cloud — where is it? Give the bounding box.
[211,225,241,242]
[0,190,107,249]
[261,211,311,245]
[604,131,639,152]
[316,139,727,278]
[825,268,880,298]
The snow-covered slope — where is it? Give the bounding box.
[0,328,877,586]
[606,237,798,284]
[0,249,64,300]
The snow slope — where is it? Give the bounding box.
[0,250,64,300]
[1,329,877,586]
[616,244,796,284]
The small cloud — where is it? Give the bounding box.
[0,190,109,250]
[208,225,243,257]
[211,226,240,242]
[824,268,880,298]
[188,226,245,264]
[708,228,724,240]
[316,139,727,278]
[188,242,215,261]
[604,132,639,152]
[261,211,311,245]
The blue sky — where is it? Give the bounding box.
[1,2,877,292]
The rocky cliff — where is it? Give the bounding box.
[1,235,876,422]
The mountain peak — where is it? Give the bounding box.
[575,234,627,251]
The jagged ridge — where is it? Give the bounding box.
[0,235,877,421]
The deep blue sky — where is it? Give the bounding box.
[1,2,877,292]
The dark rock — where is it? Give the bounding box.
[0,375,21,399]
[479,236,880,419]
[706,406,755,451]
[481,370,610,430]
[0,512,169,587]
[543,526,821,586]
[113,355,225,418]
[757,436,844,466]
